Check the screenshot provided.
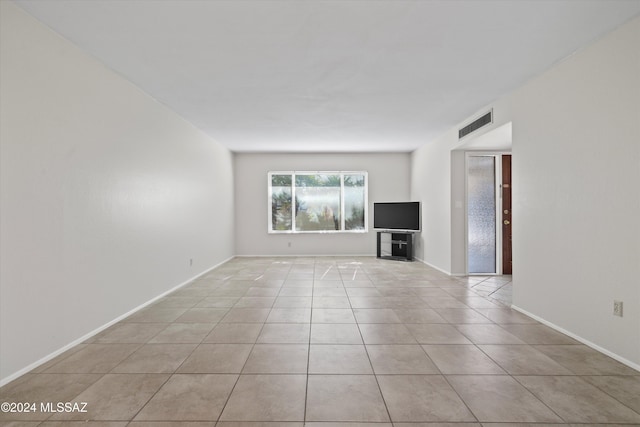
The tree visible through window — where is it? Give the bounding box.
[268,172,367,233]
[344,174,366,230]
[271,174,292,231]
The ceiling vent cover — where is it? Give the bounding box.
[458,110,493,139]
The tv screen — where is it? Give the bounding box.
[373,202,420,231]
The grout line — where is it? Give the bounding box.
[347,280,394,424]
[210,263,286,423]
[509,374,569,423]
[302,260,316,423]
[6,258,640,424]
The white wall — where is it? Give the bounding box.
[510,16,640,367]
[411,16,640,367]
[449,150,466,275]
[410,131,454,273]
[0,2,235,383]
[234,153,411,256]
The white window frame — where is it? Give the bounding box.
[268,171,368,234]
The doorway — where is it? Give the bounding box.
[466,153,512,275]
[502,155,512,274]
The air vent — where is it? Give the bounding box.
[458,110,493,139]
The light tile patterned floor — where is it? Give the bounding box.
[1,256,639,426]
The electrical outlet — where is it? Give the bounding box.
[613,300,623,317]
[189,258,193,267]
[288,242,292,247]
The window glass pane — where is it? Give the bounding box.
[295,174,341,231]
[344,174,366,230]
[467,156,496,274]
[271,174,292,231]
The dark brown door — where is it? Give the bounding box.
[502,155,513,274]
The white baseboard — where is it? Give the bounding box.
[0,256,234,387]
[413,256,454,276]
[235,253,375,258]
[511,304,640,372]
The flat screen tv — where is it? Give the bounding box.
[373,202,420,231]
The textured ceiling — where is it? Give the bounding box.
[14,0,640,152]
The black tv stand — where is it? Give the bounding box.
[376,230,415,262]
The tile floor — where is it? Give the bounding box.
[1,256,639,426]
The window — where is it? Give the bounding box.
[268,171,368,233]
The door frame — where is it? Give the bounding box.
[464,151,511,275]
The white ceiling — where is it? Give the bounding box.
[14,0,640,153]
